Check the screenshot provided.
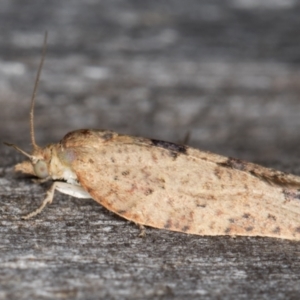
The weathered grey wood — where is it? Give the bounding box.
[1,1,300,299]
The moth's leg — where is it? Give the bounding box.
[22,182,91,220]
[138,224,146,237]
[22,182,57,219]
[32,177,50,184]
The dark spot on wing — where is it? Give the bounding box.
[217,157,247,171]
[295,227,300,233]
[122,170,130,176]
[157,178,166,189]
[80,129,91,135]
[214,168,223,180]
[86,187,93,194]
[283,189,300,201]
[217,157,294,188]
[272,227,281,234]
[151,139,187,155]
[267,214,276,221]
[260,172,295,186]
[250,167,298,188]
[100,131,114,141]
[225,228,231,234]
[181,225,190,232]
[245,226,254,232]
[169,151,179,159]
[173,221,180,230]
[164,219,172,229]
[216,157,298,188]
[144,188,153,196]
[243,213,250,219]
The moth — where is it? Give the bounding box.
[5,33,300,240]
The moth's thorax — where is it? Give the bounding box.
[49,144,78,184]
[60,129,118,148]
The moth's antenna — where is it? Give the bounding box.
[30,31,48,150]
[3,142,34,160]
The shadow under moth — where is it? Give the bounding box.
[5,33,300,240]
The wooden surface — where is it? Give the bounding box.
[1,1,300,299]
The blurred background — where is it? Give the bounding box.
[1,0,300,169]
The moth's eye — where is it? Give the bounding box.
[33,160,49,179]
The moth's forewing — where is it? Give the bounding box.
[57,129,300,240]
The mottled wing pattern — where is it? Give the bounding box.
[61,130,300,240]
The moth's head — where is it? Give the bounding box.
[4,142,52,179]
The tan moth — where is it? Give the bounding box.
[5,33,300,241]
